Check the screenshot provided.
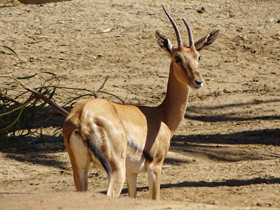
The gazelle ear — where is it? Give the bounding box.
[155,30,174,55]
[195,29,219,51]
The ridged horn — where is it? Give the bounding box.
[162,5,182,47]
[182,19,194,47]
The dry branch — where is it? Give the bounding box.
[16,79,69,117]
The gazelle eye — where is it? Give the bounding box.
[174,55,182,63]
[198,56,201,62]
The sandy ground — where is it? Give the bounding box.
[0,0,280,209]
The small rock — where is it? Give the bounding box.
[223,89,232,93]
[103,28,111,33]
[268,17,280,23]
[29,57,35,62]
[197,7,206,14]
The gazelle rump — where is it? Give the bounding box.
[62,5,219,200]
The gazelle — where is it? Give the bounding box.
[62,5,219,200]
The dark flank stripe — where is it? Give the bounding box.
[127,141,153,162]
[83,139,112,177]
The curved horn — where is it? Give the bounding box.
[182,19,194,47]
[162,5,182,47]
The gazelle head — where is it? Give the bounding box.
[156,5,219,89]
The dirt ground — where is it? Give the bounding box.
[0,0,280,209]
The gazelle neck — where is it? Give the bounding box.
[159,62,190,135]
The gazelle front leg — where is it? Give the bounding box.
[127,173,138,198]
[147,165,162,200]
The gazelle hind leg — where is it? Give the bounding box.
[147,166,161,200]
[69,132,91,191]
[106,159,126,196]
[127,173,138,198]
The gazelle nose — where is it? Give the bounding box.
[194,79,204,88]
